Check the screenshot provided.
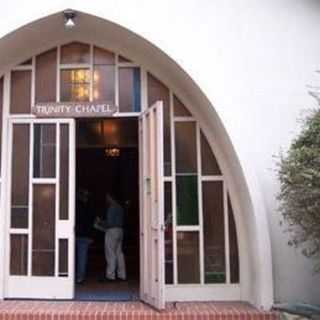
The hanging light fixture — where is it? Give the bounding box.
[105,147,121,157]
[63,9,76,29]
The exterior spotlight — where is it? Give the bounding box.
[63,9,76,29]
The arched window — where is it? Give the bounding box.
[5,42,239,300]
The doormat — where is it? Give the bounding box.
[75,290,139,301]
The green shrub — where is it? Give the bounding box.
[277,108,320,270]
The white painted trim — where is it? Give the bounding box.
[6,276,74,299]
[156,102,165,309]
[31,57,35,108]
[32,178,57,184]
[8,229,29,234]
[174,117,196,122]
[201,176,224,181]
[56,46,61,103]
[196,122,204,285]
[59,64,91,69]
[224,180,231,284]
[7,114,36,119]
[68,119,76,296]
[176,226,201,232]
[138,116,144,299]
[0,72,10,299]
[118,63,140,68]
[115,54,119,108]
[175,173,198,177]
[55,123,60,277]
[4,117,13,296]
[89,45,94,102]
[11,65,33,71]
[10,118,72,124]
[112,112,140,117]
[27,122,33,276]
[141,68,147,113]
[169,90,178,286]
[165,284,240,301]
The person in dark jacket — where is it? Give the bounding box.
[76,188,94,284]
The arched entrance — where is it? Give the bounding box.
[0,10,273,309]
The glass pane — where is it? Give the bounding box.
[32,184,55,276]
[119,67,141,112]
[33,124,56,178]
[59,239,68,276]
[60,125,69,220]
[10,234,28,275]
[35,49,57,103]
[175,122,197,174]
[201,131,221,175]
[176,175,198,225]
[164,182,173,284]
[203,181,226,283]
[174,95,191,117]
[60,69,90,102]
[228,195,239,283]
[147,74,171,176]
[177,232,200,283]
[61,42,90,64]
[0,78,3,171]
[10,70,31,114]
[93,65,115,103]
[94,47,115,65]
[11,124,29,228]
[11,207,28,229]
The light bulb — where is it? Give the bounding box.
[65,18,75,29]
[64,9,76,29]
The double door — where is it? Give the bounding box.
[4,110,166,309]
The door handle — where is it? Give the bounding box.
[151,225,165,232]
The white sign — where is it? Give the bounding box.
[32,102,118,118]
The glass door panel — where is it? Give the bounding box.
[6,119,75,299]
[11,124,29,229]
[140,101,165,310]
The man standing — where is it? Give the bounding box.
[103,193,126,281]
[76,188,93,284]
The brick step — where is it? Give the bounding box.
[0,301,279,320]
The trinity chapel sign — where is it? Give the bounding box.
[32,102,118,118]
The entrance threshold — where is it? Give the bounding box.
[0,300,279,319]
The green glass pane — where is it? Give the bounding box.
[176,175,198,225]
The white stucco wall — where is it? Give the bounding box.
[1,0,320,305]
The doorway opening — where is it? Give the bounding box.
[75,118,140,301]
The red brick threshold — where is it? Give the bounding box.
[0,301,279,320]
